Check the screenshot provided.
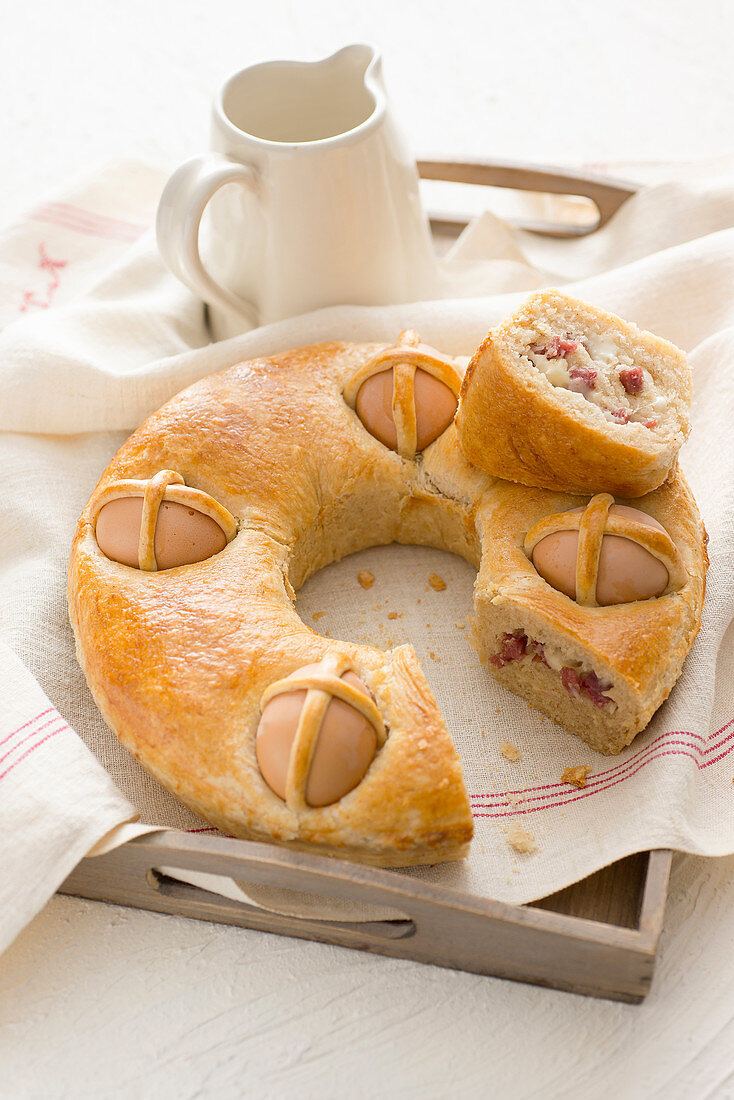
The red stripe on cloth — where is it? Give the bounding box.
[702,741,734,768]
[29,212,141,243]
[185,827,237,838]
[703,719,734,755]
[34,201,146,239]
[0,728,66,783]
[472,736,708,810]
[472,738,734,818]
[29,208,144,243]
[471,727,707,802]
[0,719,67,767]
[470,717,734,805]
[0,707,54,749]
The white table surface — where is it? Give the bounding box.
[2,2,734,1097]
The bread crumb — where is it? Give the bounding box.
[454,620,465,629]
[561,765,592,789]
[312,611,326,621]
[387,611,399,620]
[358,570,375,589]
[495,707,501,714]
[428,573,447,591]
[506,823,538,855]
[499,740,521,762]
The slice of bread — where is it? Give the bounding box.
[457,289,691,497]
[473,470,706,755]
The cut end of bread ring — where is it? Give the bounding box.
[344,332,461,458]
[256,654,385,810]
[474,472,705,755]
[92,470,237,571]
[525,493,684,606]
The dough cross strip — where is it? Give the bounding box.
[260,653,387,812]
[90,469,238,571]
[524,492,686,607]
[343,330,462,459]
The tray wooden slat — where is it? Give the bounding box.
[418,157,638,237]
[534,850,649,929]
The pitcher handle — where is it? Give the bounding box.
[156,153,260,328]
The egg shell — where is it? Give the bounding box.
[96,496,227,570]
[532,504,670,606]
[255,665,377,807]
[355,367,457,451]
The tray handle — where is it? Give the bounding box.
[417,158,638,238]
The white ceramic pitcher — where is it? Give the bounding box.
[156,44,438,341]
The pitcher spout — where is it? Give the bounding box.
[217,42,387,145]
[311,43,386,136]
[328,42,385,115]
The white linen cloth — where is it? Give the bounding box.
[1,158,734,953]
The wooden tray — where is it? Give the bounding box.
[60,159,657,1003]
[60,834,671,1003]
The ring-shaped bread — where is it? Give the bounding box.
[68,337,706,864]
[69,339,486,868]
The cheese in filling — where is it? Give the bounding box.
[523,329,668,429]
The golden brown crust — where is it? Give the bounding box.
[68,340,473,868]
[457,290,691,497]
[68,330,706,871]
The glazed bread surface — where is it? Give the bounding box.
[69,341,481,868]
[68,328,707,873]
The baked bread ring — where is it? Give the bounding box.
[457,289,691,497]
[69,338,484,868]
[68,334,706,862]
